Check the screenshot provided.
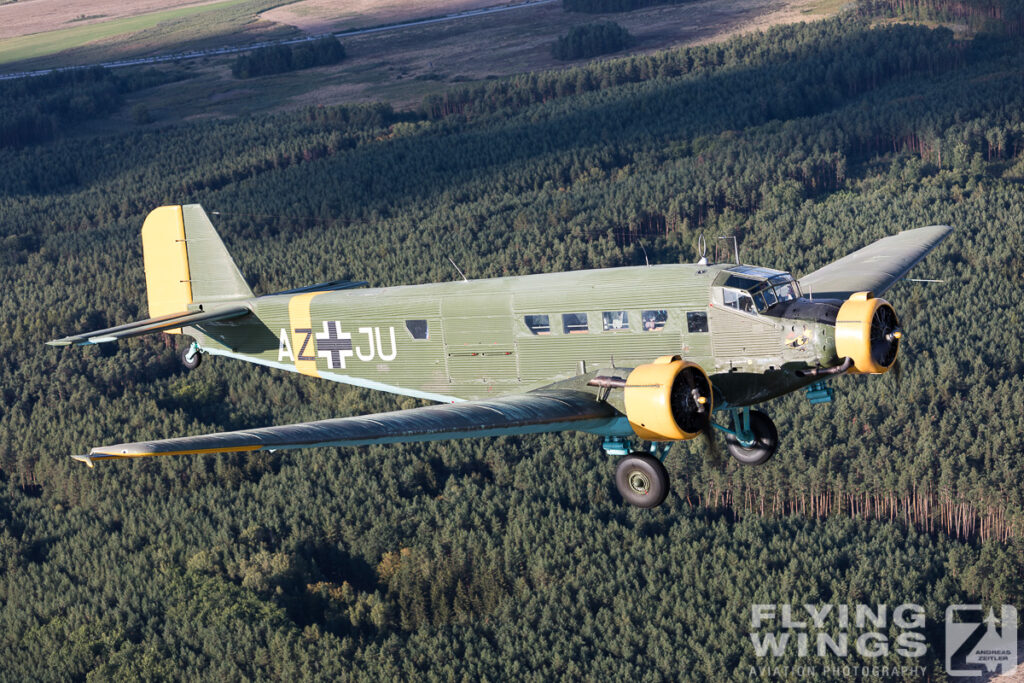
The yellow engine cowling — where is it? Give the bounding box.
[835,291,901,374]
[624,356,713,441]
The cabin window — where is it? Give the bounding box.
[641,310,667,331]
[405,320,429,340]
[687,311,708,333]
[562,313,589,334]
[602,311,629,331]
[524,314,551,335]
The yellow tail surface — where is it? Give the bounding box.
[141,205,253,333]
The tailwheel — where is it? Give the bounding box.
[180,342,202,371]
[725,410,778,466]
[615,453,670,508]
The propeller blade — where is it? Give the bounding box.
[702,417,724,470]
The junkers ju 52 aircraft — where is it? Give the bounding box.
[49,205,951,507]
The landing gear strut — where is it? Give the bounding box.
[602,405,779,507]
[717,408,777,465]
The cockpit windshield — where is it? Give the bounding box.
[716,267,801,314]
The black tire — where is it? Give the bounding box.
[615,454,670,508]
[180,344,202,370]
[725,410,778,465]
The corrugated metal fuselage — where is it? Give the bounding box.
[190,263,826,406]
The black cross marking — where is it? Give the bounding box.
[316,321,353,369]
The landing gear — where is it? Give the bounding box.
[723,409,777,465]
[614,453,670,508]
[180,341,202,370]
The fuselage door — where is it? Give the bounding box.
[441,293,517,384]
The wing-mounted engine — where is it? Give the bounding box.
[835,291,901,374]
[622,355,713,441]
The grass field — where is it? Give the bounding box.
[0,0,249,65]
[263,0,505,34]
[0,0,291,69]
[9,0,842,134]
[0,0,237,40]
[111,0,827,124]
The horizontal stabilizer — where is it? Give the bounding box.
[47,306,250,346]
[76,389,619,462]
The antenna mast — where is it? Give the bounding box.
[447,256,468,282]
[718,235,740,264]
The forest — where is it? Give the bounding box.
[231,37,347,80]
[1,6,1023,680]
[0,67,187,149]
[552,22,634,61]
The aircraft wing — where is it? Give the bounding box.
[47,306,250,346]
[72,389,619,466]
[798,225,952,299]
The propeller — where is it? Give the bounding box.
[678,366,723,469]
[702,416,724,469]
[869,305,901,368]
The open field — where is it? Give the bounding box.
[92,0,828,128]
[263,0,501,34]
[0,0,253,65]
[0,0,292,70]
[0,0,237,40]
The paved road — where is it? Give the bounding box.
[0,0,556,81]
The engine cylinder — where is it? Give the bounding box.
[835,292,900,374]
[624,356,713,441]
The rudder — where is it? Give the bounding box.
[141,204,253,330]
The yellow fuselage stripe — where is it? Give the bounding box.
[289,292,321,378]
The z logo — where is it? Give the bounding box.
[293,328,315,361]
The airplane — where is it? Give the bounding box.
[48,205,952,508]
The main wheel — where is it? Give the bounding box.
[725,410,778,465]
[180,344,202,370]
[615,454,670,508]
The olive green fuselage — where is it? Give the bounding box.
[188,263,834,409]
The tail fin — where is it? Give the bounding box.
[142,205,253,327]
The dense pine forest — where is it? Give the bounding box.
[552,22,634,60]
[231,37,346,79]
[1,9,1023,679]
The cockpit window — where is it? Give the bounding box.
[723,288,756,314]
[717,268,800,313]
[774,281,799,303]
[722,275,762,291]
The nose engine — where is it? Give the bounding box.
[835,292,901,374]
